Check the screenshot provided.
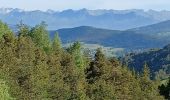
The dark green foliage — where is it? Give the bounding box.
[159,77,170,99]
[123,44,170,79]
[86,48,116,100]
[0,21,165,100]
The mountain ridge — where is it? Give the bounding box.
[49,20,170,50]
[122,43,170,79]
[2,8,170,30]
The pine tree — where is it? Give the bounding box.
[0,21,12,39]
[67,42,85,69]
[0,32,24,99]
[17,21,30,37]
[52,33,62,51]
[15,35,36,99]
[0,22,165,99]
[29,48,50,99]
[60,52,77,99]
[140,62,164,100]
[66,42,88,100]
[86,48,115,100]
[46,33,68,99]
[28,21,51,53]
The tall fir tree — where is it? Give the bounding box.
[86,48,115,100]
[28,21,51,53]
[15,35,36,99]
[28,48,50,99]
[0,32,23,99]
[46,33,69,99]
[66,42,88,100]
[140,62,164,100]
[0,21,12,39]
[17,21,30,37]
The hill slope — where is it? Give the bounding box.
[50,20,170,50]
[130,20,170,34]
[123,44,170,79]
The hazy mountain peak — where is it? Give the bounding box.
[0,8,14,14]
[1,8,170,30]
[46,9,55,14]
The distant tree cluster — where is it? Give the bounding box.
[0,21,165,100]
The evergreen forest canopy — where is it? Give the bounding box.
[0,21,169,100]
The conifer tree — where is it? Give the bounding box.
[0,21,12,39]
[0,21,165,99]
[67,42,85,69]
[0,32,25,99]
[60,52,77,99]
[66,42,88,100]
[29,49,50,99]
[28,21,51,52]
[17,21,30,37]
[86,48,115,100]
[15,35,36,99]
[52,33,62,51]
[140,62,164,100]
[46,33,68,99]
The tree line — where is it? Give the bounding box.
[0,21,168,100]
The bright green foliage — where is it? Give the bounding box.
[52,33,62,51]
[67,42,88,100]
[0,79,14,100]
[67,42,85,69]
[0,21,165,100]
[0,21,12,39]
[28,21,51,52]
[139,63,164,100]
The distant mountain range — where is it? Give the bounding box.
[2,8,170,30]
[49,20,170,50]
[2,8,170,50]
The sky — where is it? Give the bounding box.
[0,0,170,11]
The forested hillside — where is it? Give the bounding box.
[123,44,170,79]
[49,20,170,50]
[0,21,168,99]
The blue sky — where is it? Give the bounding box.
[0,0,169,11]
